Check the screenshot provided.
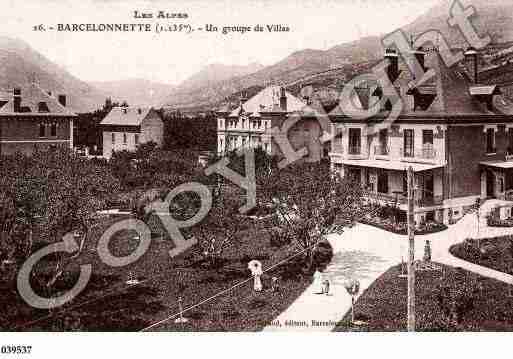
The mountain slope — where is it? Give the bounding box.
[0,36,106,113]
[178,62,264,91]
[162,42,381,108]
[404,0,513,47]
[91,78,175,108]
[163,0,513,110]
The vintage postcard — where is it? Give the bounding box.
[1,0,513,356]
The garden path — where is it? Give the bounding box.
[263,199,513,332]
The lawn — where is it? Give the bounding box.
[0,215,332,332]
[333,263,513,332]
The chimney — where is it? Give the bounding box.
[137,108,142,114]
[279,87,287,112]
[123,108,127,114]
[465,47,479,84]
[47,91,52,96]
[414,46,426,73]
[58,94,66,107]
[239,92,248,105]
[13,88,21,113]
[385,48,400,83]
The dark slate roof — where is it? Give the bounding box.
[330,50,513,120]
[0,83,76,117]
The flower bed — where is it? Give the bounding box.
[487,208,513,227]
[333,263,513,331]
[449,235,513,275]
[360,215,447,236]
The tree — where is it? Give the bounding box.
[259,161,363,270]
[193,193,242,269]
[0,153,47,265]
[31,149,120,286]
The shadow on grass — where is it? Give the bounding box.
[2,271,167,332]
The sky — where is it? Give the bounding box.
[2,0,441,85]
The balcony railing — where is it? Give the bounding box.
[400,146,437,160]
[419,146,436,159]
[507,148,513,161]
[363,190,407,205]
[416,195,443,207]
[348,145,361,155]
[374,145,389,156]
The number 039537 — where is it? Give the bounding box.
[0,345,32,355]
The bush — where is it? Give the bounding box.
[487,211,513,227]
[436,268,478,325]
[268,227,292,248]
[312,240,333,271]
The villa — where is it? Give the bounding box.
[329,47,513,225]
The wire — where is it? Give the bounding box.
[139,238,321,332]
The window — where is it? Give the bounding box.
[486,128,495,153]
[348,128,361,154]
[135,134,139,145]
[378,129,388,155]
[508,128,513,154]
[111,133,115,143]
[422,129,433,145]
[123,133,127,144]
[403,129,414,157]
[50,123,57,137]
[39,123,45,138]
[422,129,434,158]
[377,171,389,194]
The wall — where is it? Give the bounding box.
[446,124,507,199]
[0,115,72,156]
[141,110,164,147]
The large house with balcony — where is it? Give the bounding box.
[100,106,163,159]
[329,48,513,225]
[216,85,328,162]
[0,84,75,156]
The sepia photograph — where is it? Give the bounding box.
[1,0,513,357]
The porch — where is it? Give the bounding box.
[333,159,445,223]
[480,161,513,200]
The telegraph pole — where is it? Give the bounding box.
[407,166,415,332]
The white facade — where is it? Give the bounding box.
[217,113,272,155]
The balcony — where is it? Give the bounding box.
[486,146,497,155]
[400,146,438,162]
[374,145,389,157]
[416,195,443,208]
[419,146,436,159]
[363,190,407,205]
[348,145,362,155]
[507,148,513,161]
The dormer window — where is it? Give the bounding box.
[406,86,436,111]
[38,102,50,113]
[469,85,501,111]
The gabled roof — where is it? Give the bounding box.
[0,83,76,117]
[228,85,306,117]
[100,107,152,126]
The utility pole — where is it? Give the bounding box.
[407,166,415,332]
